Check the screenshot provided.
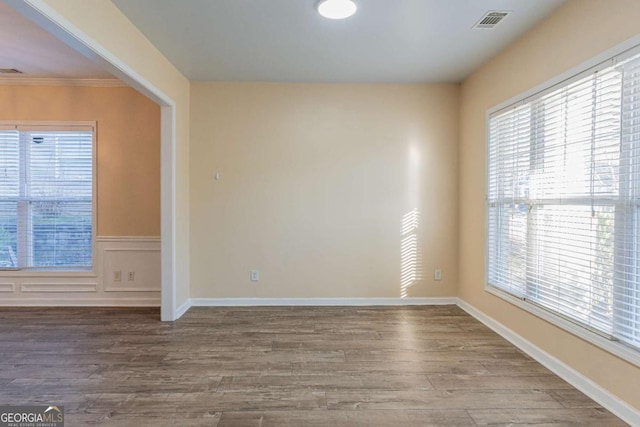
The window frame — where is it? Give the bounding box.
[484,37,640,368]
[0,121,97,276]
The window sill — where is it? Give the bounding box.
[0,269,96,278]
[485,285,640,368]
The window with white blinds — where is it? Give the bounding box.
[487,47,640,352]
[0,124,94,270]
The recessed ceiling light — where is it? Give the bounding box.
[317,0,357,20]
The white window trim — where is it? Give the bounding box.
[0,120,97,276]
[484,34,640,369]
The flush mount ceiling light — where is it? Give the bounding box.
[317,0,357,20]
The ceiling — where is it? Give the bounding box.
[0,0,566,83]
[0,1,113,79]
[112,0,566,83]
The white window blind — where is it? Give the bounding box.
[0,124,93,270]
[487,48,640,351]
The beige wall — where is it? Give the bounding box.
[459,0,640,411]
[40,0,191,307]
[190,83,459,298]
[0,84,160,236]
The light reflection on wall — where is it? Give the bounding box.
[401,208,422,298]
[401,143,423,298]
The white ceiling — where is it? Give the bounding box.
[0,0,566,83]
[112,0,565,83]
[0,1,113,79]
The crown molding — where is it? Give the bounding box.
[0,77,126,87]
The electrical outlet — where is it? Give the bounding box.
[128,271,135,281]
[114,271,121,282]
[250,270,259,282]
[434,269,442,281]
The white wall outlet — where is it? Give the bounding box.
[250,270,259,282]
[128,271,135,281]
[114,271,122,282]
[434,269,442,281]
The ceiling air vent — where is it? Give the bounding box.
[473,11,509,29]
[0,68,23,74]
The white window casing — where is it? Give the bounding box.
[486,41,640,366]
[0,122,95,271]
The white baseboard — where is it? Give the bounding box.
[456,298,640,427]
[175,299,192,319]
[0,297,159,307]
[188,297,458,307]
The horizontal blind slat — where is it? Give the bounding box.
[0,128,93,269]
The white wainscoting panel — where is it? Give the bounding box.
[103,248,161,292]
[0,283,15,292]
[0,236,160,306]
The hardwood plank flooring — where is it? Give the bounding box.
[0,306,628,426]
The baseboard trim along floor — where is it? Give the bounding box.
[188,297,458,307]
[456,299,640,427]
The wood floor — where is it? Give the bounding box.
[0,305,627,426]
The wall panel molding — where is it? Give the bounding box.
[21,283,97,293]
[0,236,160,306]
[0,283,15,292]
[103,247,161,292]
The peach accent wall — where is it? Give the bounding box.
[459,0,640,410]
[0,84,160,236]
[190,82,459,299]
[39,0,191,306]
